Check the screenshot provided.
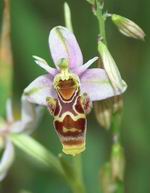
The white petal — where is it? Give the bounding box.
[24,74,57,106]
[80,68,127,101]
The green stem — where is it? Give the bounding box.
[73,155,83,181]
[94,2,125,193]
[95,0,107,45]
[59,154,86,193]
[73,155,86,193]
[114,181,124,193]
[111,112,122,144]
[69,180,86,193]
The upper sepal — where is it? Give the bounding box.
[49,26,83,69]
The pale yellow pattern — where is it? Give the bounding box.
[62,127,81,133]
[62,142,85,156]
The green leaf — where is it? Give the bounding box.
[10,134,64,176]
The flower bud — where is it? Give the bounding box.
[112,95,123,114]
[112,14,145,40]
[94,96,123,130]
[94,99,112,130]
[111,143,125,181]
[64,2,73,32]
[100,163,116,193]
[98,41,127,94]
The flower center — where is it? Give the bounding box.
[57,79,78,100]
[53,59,80,101]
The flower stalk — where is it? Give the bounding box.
[93,0,125,141]
[89,1,126,193]
[95,0,107,45]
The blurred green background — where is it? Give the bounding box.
[0,0,150,193]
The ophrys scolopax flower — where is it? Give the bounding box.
[24,26,126,156]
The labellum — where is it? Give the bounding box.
[47,60,91,156]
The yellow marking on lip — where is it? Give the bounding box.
[54,112,86,122]
[62,143,85,156]
[62,127,81,133]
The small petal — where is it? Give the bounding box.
[24,74,57,106]
[0,140,15,181]
[72,56,98,75]
[49,26,83,69]
[32,55,57,76]
[80,68,126,101]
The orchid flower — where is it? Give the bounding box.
[0,96,40,181]
[24,26,126,156]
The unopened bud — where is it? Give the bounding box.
[111,143,125,181]
[64,2,73,32]
[98,41,127,94]
[100,163,116,193]
[112,95,123,114]
[94,99,112,130]
[112,14,145,40]
[94,95,123,130]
